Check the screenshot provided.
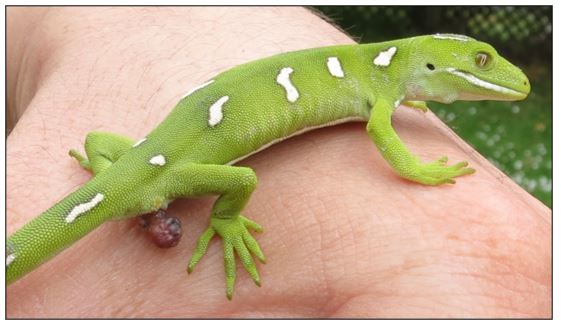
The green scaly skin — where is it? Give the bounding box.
[6,34,530,299]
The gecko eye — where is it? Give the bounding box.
[475,52,492,69]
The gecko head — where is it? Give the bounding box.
[405,34,530,103]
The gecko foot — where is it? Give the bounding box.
[69,149,92,171]
[187,215,265,300]
[410,156,475,185]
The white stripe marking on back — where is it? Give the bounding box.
[149,154,166,166]
[327,57,345,78]
[6,253,15,267]
[65,193,105,223]
[276,67,299,103]
[373,47,397,67]
[208,96,230,127]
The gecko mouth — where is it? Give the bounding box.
[445,68,528,99]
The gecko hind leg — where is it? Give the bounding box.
[71,132,185,248]
[69,131,135,175]
[164,163,265,300]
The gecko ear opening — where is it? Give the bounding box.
[426,63,435,71]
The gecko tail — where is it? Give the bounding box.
[6,176,125,285]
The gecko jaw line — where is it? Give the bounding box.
[446,68,526,97]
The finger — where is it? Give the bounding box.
[187,227,215,273]
[451,161,470,169]
[224,242,236,300]
[242,217,263,233]
[233,239,261,287]
[243,231,266,263]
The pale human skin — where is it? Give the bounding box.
[7,7,551,318]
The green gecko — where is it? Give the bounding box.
[7,34,530,299]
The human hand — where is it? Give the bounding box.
[7,7,550,318]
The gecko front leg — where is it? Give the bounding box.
[367,99,475,185]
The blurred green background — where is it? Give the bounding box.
[314,6,552,207]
